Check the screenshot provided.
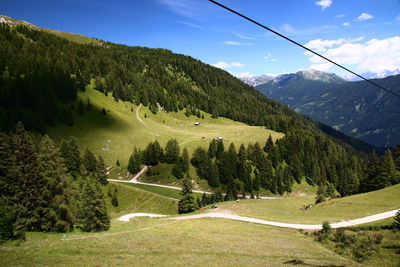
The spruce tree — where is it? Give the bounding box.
[12,122,46,231]
[83,148,98,173]
[376,150,398,189]
[80,178,110,232]
[128,152,141,174]
[37,135,74,232]
[97,155,108,185]
[392,143,400,171]
[172,163,184,179]
[215,140,225,160]
[111,187,119,207]
[0,132,15,203]
[181,148,190,173]
[59,137,81,176]
[393,210,400,230]
[164,139,180,164]
[178,175,197,214]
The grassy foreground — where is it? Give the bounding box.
[48,86,283,166]
[216,184,400,224]
[1,218,361,267]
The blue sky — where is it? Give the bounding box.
[1,0,400,78]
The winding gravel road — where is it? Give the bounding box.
[118,209,399,230]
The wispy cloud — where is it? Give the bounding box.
[396,14,400,21]
[224,41,253,46]
[342,22,350,26]
[315,0,332,10]
[213,61,246,69]
[157,0,213,21]
[232,32,257,40]
[357,12,374,21]
[178,21,203,30]
[280,23,337,36]
[336,14,346,18]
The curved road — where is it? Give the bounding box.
[118,210,398,230]
[108,167,279,199]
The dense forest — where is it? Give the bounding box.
[135,138,400,202]
[0,123,110,241]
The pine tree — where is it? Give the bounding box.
[97,155,108,185]
[208,140,217,158]
[263,135,274,154]
[393,210,400,230]
[164,139,180,164]
[215,140,225,160]
[315,182,326,204]
[0,132,15,203]
[59,138,81,176]
[80,178,110,232]
[128,151,141,174]
[37,135,74,232]
[178,175,197,214]
[12,122,46,231]
[392,143,400,171]
[83,149,98,173]
[111,187,118,207]
[172,163,184,179]
[376,150,398,189]
[181,148,190,173]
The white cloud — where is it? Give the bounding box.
[213,61,246,69]
[304,36,400,75]
[282,23,296,34]
[179,21,203,30]
[263,53,278,61]
[224,40,252,46]
[315,0,332,10]
[342,22,350,26]
[357,13,374,21]
[158,0,213,21]
[336,14,346,18]
[304,37,364,52]
[232,32,256,40]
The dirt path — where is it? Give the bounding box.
[136,103,146,126]
[118,210,399,230]
[109,166,280,199]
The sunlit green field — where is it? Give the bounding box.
[1,218,362,267]
[215,184,400,224]
[48,86,284,166]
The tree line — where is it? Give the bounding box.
[0,123,110,242]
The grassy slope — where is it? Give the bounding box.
[48,86,283,167]
[1,219,361,267]
[106,183,178,219]
[215,184,400,224]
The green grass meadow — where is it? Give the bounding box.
[216,184,400,224]
[48,86,283,167]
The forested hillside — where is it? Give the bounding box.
[1,19,397,206]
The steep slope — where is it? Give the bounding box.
[256,71,400,148]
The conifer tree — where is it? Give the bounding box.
[393,210,400,230]
[128,150,141,174]
[37,135,74,232]
[376,150,398,189]
[111,187,119,207]
[80,178,110,232]
[172,163,184,179]
[164,139,180,164]
[83,148,98,173]
[12,122,46,231]
[59,137,81,176]
[215,140,225,160]
[181,148,190,173]
[0,132,15,203]
[97,155,108,185]
[208,140,217,158]
[178,175,197,214]
[263,135,274,154]
[392,143,400,171]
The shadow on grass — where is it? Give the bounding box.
[283,259,345,267]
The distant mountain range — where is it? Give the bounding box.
[245,70,400,148]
